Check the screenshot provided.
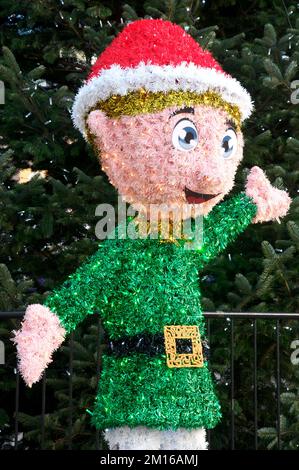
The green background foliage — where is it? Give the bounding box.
[1,0,299,449]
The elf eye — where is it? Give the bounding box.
[221,128,238,159]
[172,119,198,152]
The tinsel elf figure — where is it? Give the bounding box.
[13,19,291,450]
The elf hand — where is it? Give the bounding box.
[245,166,291,224]
[12,304,66,387]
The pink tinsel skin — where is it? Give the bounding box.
[12,304,66,387]
[87,106,244,218]
[245,166,291,223]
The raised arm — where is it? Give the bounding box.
[199,166,291,266]
[200,192,257,265]
[13,240,118,386]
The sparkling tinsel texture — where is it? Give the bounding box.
[92,354,221,430]
[72,19,253,135]
[45,193,257,430]
[12,305,66,386]
[91,90,241,129]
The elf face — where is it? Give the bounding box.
[87,104,244,218]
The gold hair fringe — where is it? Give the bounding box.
[87,89,241,132]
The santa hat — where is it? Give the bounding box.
[72,19,253,136]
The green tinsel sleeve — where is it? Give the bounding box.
[199,192,257,265]
[44,241,120,333]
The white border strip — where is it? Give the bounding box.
[72,62,254,135]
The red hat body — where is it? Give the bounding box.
[72,19,253,136]
[88,19,224,81]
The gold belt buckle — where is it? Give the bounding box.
[164,325,204,368]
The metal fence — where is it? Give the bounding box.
[1,311,299,450]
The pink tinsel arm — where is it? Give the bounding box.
[12,304,66,387]
[245,166,291,224]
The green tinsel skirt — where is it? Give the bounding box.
[91,353,221,430]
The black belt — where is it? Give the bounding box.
[106,332,210,360]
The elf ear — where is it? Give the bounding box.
[86,110,109,140]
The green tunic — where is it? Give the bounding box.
[45,193,257,430]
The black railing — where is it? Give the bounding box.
[1,311,299,450]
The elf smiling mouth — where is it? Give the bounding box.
[185,187,221,204]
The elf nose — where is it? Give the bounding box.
[193,154,222,182]
[198,176,222,189]
[195,170,222,187]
